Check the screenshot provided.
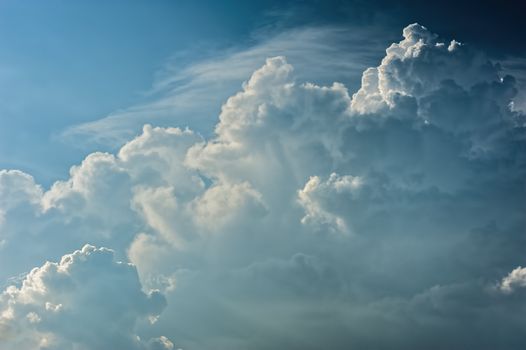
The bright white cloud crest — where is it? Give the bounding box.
[1,24,525,349]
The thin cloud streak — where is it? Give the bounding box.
[61,26,389,148]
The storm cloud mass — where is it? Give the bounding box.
[1,22,526,349]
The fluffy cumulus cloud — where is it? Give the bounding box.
[0,245,170,350]
[0,23,526,349]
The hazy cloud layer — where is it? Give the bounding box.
[1,24,526,349]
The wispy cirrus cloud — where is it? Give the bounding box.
[61,25,390,148]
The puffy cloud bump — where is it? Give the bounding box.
[0,245,169,349]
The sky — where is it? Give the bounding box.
[0,1,525,349]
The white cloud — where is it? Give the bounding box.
[298,173,362,234]
[0,170,42,211]
[0,245,170,350]
[499,266,526,293]
[191,181,267,232]
[41,152,134,238]
[148,336,174,350]
[351,23,500,114]
[0,170,43,249]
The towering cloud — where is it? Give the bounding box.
[0,24,525,349]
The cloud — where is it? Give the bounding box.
[148,336,174,350]
[499,266,526,293]
[351,23,505,116]
[298,173,363,234]
[0,170,42,211]
[0,245,170,350]
[350,23,524,159]
[0,23,525,350]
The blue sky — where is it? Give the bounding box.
[0,1,526,349]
